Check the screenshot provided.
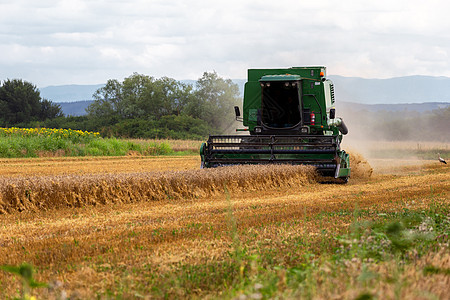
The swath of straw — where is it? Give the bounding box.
[0,165,317,214]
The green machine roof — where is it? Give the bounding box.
[259,74,302,82]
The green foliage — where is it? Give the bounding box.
[355,293,374,300]
[0,79,41,126]
[193,71,241,129]
[86,71,240,138]
[216,205,448,300]
[0,263,47,299]
[334,208,447,262]
[423,265,450,276]
[39,98,63,120]
[87,73,194,121]
[1,72,241,139]
[146,202,448,299]
[105,114,217,140]
[42,115,88,130]
[1,72,241,140]
[0,79,62,126]
[0,128,173,157]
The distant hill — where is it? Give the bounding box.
[57,100,449,117]
[40,84,104,103]
[58,101,94,116]
[329,75,450,104]
[41,76,450,105]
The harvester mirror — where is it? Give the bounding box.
[234,106,243,122]
[329,108,336,119]
[234,106,241,117]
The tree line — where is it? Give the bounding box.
[1,73,448,141]
[0,72,241,139]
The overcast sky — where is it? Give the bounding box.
[1,0,450,87]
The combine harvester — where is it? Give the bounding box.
[200,66,350,182]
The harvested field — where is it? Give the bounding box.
[0,151,448,299]
[0,151,373,214]
[0,156,200,177]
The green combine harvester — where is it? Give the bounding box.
[200,66,350,182]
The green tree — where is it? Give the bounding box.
[0,79,62,126]
[87,79,123,122]
[154,77,194,117]
[429,106,450,141]
[88,73,195,121]
[121,73,156,118]
[40,98,63,120]
[120,74,193,119]
[193,71,241,130]
[87,71,241,138]
[0,79,41,126]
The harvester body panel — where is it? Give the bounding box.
[201,66,350,181]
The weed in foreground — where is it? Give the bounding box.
[220,204,449,299]
[0,263,46,300]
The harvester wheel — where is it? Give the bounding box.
[339,177,349,184]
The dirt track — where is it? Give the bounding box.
[0,155,448,298]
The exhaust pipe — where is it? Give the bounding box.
[338,119,348,135]
[328,118,348,135]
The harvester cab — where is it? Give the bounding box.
[200,66,350,182]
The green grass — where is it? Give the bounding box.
[63,195,445,299]
[0,149,447,298]
[122,199,448,299]
[0,135,174,157]
[1,198,447,299]
[0,263,47,300]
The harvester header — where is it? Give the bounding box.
[200,66,350,182]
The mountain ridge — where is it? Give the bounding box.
[58,100,449,117]
[40,75,450,104]
[328,75,450,104]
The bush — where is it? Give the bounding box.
[105,115,217,140]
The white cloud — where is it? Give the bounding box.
[1,0,450,86]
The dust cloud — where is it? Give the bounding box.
[336,102,449,174]
[348,151,373,179]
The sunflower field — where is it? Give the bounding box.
[0,127,172,157]
[0,127,99,142]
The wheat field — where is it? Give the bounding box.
[0,150,448,299]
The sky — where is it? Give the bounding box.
[1,0,450,87]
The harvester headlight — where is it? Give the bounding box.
[255,127,262,133]
[300,126,310,134]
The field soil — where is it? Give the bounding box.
[0,152,448,298]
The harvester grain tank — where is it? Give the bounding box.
[200,66,350,182]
